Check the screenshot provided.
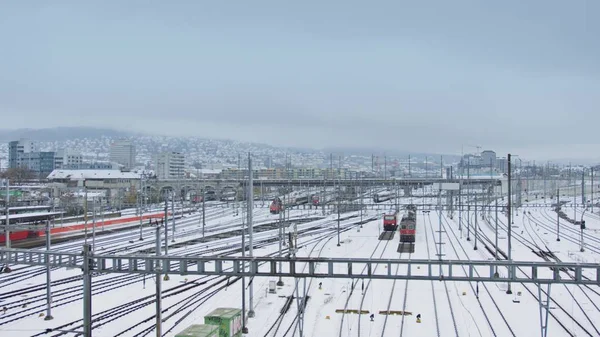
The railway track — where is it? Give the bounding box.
[476,207,593,336]
[442,212,513,337]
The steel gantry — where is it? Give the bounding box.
[1,248,599,285]
[1,247,597,337]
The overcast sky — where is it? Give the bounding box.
[1,1,598,161]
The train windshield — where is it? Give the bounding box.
[384,215,396,220]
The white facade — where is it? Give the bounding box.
[55,149,83,169]
[109,140,136,170]
[155,152,185,180]
[8,138,37,168]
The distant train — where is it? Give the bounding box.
[373,191,393,203]
[383,211,399,231]
[269,197,283,214]
[399,205,417,242]
[294,195,309,205]
[311,195,320,206]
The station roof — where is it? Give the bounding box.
[47,170,140,181]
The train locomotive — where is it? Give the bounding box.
[383,211,399,231]
[269,197,283,214]
[399,205,417,242]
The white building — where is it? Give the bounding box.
[155,152,185,180]
[8,138,37,168]
[55,149,83,169]
[109,140,136,170]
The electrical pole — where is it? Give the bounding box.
[45,219,53,320]
[474,194,478,250]
[202,188,206,238]
[507,154,512,295]
[154,223,162,337]
[592,167,594,214]
[164,194,168,255]
[582,169,585,207]
[92,197,96,253]
[467,163,471,241]
[277,198,284,286]
[139,175,144,240]
[82,244,92,337]
[247,153,255,318]
[495,199,499,265]
[171,194,175,243]
[556,188,560,241]
[4,179,9,249]
[241,178,248,334]
[337,185,341,247]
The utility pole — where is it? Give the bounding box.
[438,187,443,260]
[164,194,169,255]
[45,219,53,320]
[84,180,88,246]
[139,175,144,240]
[494,199,499,275]
[4,179,9,249]
[82,244,92,337]
[92,197,96,253]
[247,153,255,318]
[171,194,175,243]
[507,154,513,295]
[277,198,284,286]
[467,163,471,241]
[202,188,206,238]
[474,194,478,250]
[154,223,162,337]
[241,178,248,334]
[337,185,341,247]
[592,167,594,214]
[582,169,585,207]
[556,188,560,241]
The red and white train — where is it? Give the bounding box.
[399,205,417,242]
[382,211,399,231]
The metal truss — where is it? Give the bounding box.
[1,248,598,285]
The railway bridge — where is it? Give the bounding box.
[149,177,501,199]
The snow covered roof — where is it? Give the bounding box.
[47,170,140,180]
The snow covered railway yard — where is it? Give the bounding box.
[2,198,600,336]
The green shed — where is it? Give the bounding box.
[204,308,243,337]
[175,324,219,337]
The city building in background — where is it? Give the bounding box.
[8,138,37,169]
[109,139,136,170]
[54,149,83,169]
[155,151,185,180]
[481,150,497,168]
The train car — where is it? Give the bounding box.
[311,195,320,206]
[399,209,417,242]
[269,197,283,214]
[373,191,393,203]
[204,190,217,201]
[295,195,309,205]
[383,211,399,231]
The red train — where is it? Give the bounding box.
[399,205,417,242]
[270,197,283,214]
[311,195,320,206]
[383,211,399,231]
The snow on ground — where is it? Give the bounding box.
[2,196,600,336]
